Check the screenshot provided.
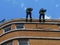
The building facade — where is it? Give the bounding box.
[0,19,60,45]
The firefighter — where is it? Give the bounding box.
[39,8,46,22]
[26,8,33,22]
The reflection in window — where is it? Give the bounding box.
[15,23,24,29]
[3,25,11,32]
[2,41,12,45]
[19,39,29,45]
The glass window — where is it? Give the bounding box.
[19,39,29,45]
[15,23,24,29]
[2,41,12,45]
[3,25,11,32]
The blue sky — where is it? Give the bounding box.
[0,0,60,20]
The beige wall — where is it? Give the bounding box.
[0,29,3,35]
[0,23,59,35]
[1,31,60,42]
[25,24,59,30]
[11,24,16,30]
[13,40,18,45]
[30,39,60,45]
[25,24,36,29]
[37,24,58,29]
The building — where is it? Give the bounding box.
[0,18,60,45]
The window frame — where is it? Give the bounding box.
[15,23,25,30]
[18,39,29,45]
[3,25,11,33]
[1,41,12,45]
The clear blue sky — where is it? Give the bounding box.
[0,0,60,20]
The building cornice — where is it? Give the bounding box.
[1,36,60,45]
[0,18,60,30]
[0,29,60,37]
[0,21,60,29]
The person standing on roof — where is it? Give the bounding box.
[26,8,33,22]
[39,8,46,22]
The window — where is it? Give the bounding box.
[19,39,29,45]
[58,24,60,28]
[3,25,11,32]
[15,23,24,29]
[2,41,12,45]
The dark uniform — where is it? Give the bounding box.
[39,8,46,22]
[26,8,33,22]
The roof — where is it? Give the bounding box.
[0,18,60,29]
